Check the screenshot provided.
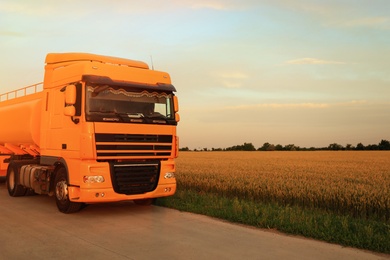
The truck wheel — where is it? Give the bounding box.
[6,162,27,197]
[54,167,83,214]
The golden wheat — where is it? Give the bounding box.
[176,151,390,221]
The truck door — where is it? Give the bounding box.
[46,84,82,155]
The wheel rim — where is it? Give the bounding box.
[56,180,68,201]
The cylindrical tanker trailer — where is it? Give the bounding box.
[0,86,43,146]
[0,53,180,213]
[0,84,43,178]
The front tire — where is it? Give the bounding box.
[54,167,83,214]
[6,162,27,197]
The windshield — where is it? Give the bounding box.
[85,84,176,125]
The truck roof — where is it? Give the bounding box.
[45,53,149,70]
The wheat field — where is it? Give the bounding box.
[175,151,390,221]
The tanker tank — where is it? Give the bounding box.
[0,90,43,147]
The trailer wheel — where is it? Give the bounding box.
[54,167,83,214]
[6,162,27,197]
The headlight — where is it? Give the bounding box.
[83,175,105,183]
[164,172,175,179]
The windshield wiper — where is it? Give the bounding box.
[144,113,166,119]
[91,85,109,97]
[144,113,168,123]
[126,113,145,118]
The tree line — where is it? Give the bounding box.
[179,139,390,151]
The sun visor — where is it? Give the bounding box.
[82,75,176,92]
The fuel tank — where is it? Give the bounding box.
[0,92,43,146]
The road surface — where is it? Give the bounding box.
[0,182,387,259]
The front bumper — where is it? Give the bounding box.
[68,183,176,203]
[66,159,176,203]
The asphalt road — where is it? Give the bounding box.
[0,182,387,260]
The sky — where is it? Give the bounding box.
[1,0,389,149]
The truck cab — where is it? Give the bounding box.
[0,53,179,213]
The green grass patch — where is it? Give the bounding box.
[155,189,390,254]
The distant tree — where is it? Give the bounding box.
[378,139,390,150]
[226,145,236,151]
[259,142,272,151]
[356,143,365,150]
[242,142,256,151]
[328,143,344,151]
[284,144,296,151]
[275,144,283,151]
[227,142,256,151]
[366,144,379,150]
[179,147,190,151]
[217,138,389,152]
[267,144,276,151]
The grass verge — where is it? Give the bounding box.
[155,189,390,254]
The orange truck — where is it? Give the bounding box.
[0,53,179,213]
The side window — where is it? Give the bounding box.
[155,103,166,116]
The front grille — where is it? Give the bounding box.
[110,161,160,195]
[95,134,172,159]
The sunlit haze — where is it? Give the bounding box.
[1,0,389,149]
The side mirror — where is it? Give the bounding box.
[64,106,76,117]
[173,96,179,112]
[65,84,76,105]
[64,84,76,117]
[175,113,180,122]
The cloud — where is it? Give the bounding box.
[213,71,249,88]
[266,1,390,30]
[223,100,367,110]
[187,2,228,10]
[0,1,55,16]
[227,103,329,110]
[171,0,257,10]
[0,30,24,37]
[337,16,390,29]
[285,58,346,65]
[218,72,248,79]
